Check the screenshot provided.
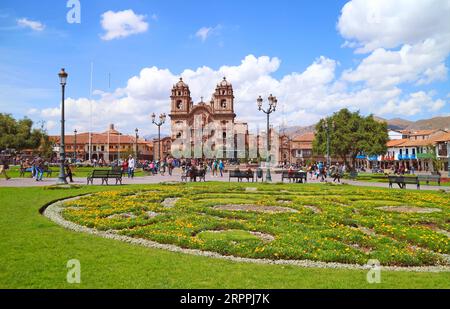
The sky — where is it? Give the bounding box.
[0,0,449,136]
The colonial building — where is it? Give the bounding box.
[383,129,449,172]
[169,77,248,159]
[50,124,154,162]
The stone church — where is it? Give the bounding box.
[169,77,249,159]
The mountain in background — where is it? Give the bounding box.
[374,116,450,131]
[284,115,450,137]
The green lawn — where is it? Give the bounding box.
[0,184,449,289]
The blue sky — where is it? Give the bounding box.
[0,0,449,135]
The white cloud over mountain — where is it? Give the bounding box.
[35,1,449,135]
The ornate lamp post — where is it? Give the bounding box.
[152,113,166,161]
[257,94,277,182]
[73,129,77,162]
[135,128,139,159]
[57,68,68,185]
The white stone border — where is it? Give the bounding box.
[42,195,450,273]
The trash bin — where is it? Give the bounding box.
[256,168,263,180]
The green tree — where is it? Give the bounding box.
[425,144,443,173]
[313,109,389,168]
[0,113,51,157]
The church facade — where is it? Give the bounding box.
[169,77,249,160]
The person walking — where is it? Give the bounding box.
[35,158,44,181]
[219,160,224,177]
[0,157,11,180]
[65,162,74,183]
[168,158,174,176]
[127,155,135,179]
[333,163,342,183]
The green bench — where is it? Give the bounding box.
[229,170,255,182]
[388,176,420,189]
[87,169,123,185]
[418,174,441,186]
[281,171,307,183]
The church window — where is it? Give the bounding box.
[220,100,227,108]
[176,101,183,109]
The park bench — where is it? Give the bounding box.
[181,168,206,182]
[349,170,358,180]
[19,167,53,177]
[229,170,255,182]
[87,169,123,185]
[418,174,441,186]
[387,175,420,189]
[281,171,307,183]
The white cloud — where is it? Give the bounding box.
[35,2,450,135]
[17,18,45,31]
[195,25,221,42]
[338,0,450,98]
[342,39,450,89]
[378,91,446,116]
[35,53,448,135]
[337,0,450,54]
[100,10,148,41]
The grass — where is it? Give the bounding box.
[0,183,449,289]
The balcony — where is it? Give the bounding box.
[398,154,416,160]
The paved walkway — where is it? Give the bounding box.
[0,171,448,192]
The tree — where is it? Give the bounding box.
[312,109,389,168]
[0,113,51,157]
[425,144,443,173]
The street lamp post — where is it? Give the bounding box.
[447,141,450,177]
[324,121,330,169]
[135,128,139,160]
[73,129,77,162]
[152,113,166,161]
[57,68,68,185]
[257,94,277,182]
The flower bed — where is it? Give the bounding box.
[59,183,450,267]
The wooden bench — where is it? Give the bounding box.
[388,175,420,189]
[87,169,123,185]
[229,170,255,182]
[418,174,441,186]
[281,171,307,183]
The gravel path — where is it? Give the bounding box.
[42,195,450,273]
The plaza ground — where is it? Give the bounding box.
[0,182,449,289]
[0,168,448,191]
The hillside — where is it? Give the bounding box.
[285,115,449,137]
[375,116,450,131]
